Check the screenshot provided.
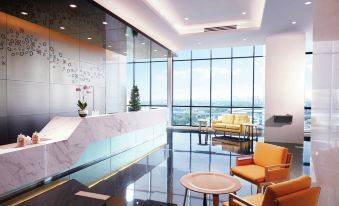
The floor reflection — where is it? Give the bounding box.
[15,131,310,206]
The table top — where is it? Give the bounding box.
[180,172,241,194]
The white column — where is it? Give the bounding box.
[312,1,339,205]
[264,33,305,144]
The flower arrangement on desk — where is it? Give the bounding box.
[76,85,91,117]
[17,134,31,147]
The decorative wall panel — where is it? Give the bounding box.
[7,80,49,116]
[0,80,6,117]
[0,12,6,79]
[6,15,49,82]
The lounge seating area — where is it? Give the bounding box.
[212,114,251,138]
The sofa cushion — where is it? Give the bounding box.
[233,114,250,125]
[253,142,288,167]
[262,176,311,206]
[225,124,241,130]
[214,123,226,128]
[222,193,264,206]
[221,114,234,124]
[231,164,265,183]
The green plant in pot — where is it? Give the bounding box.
[76,85,91,117]
[129,85,141,111]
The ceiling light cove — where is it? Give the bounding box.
[142,0,266,35]
[292,21,297,24]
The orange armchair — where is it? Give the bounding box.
[231,142,292,193]
[222,176,320,206]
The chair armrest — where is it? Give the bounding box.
[229,193,256,206]
[265,164,291,182]
[236,155,254,166]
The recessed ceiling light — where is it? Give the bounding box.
[102,21,108,25]
[21,11,28,15]
[154,49,158,52]
[305,1,312,5]
[69,4,77,8]
[292,21,297,24]
[123,51,127,54]
[87,37,92,40]
[125,33,129,37]
[141,42,146,45]
[242,38,247,41]
[108,45,112,48]
[60,26,65,30]
[184,17,189,21]
[242,12,247,15]
[197,42,201,45]
[164,54,167,57]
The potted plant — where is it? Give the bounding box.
[76,85,91,117]
[129,85,141,111]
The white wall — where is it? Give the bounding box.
[265,33,305,144]
[311,1,339,205]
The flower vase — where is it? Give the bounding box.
[78,110,88,117]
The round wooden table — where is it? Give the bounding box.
[180,172,241,206]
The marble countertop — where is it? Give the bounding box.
[0,108,168,195]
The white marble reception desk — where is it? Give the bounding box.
[0,108,168,196]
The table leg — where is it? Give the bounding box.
[203,194,207,206]
[183,188,188,206]
[213,194,219,206]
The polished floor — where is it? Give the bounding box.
[9,131,310,206]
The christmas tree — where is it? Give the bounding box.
[129,85,141,111]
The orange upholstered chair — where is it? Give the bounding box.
[231,142,292,193]
[222,176,321,206]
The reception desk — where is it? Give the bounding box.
[0,108,168,196]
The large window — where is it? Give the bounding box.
[127,35,168,108]
[172,46,265,126]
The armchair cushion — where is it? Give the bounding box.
[253,142,288,167]
[236,155,254,166]
[231,165,265,183]
[262,176,311,206]
[214,123,227,128]
[225,124,241,130]
[222,114,234,124]
[222,193,264,206]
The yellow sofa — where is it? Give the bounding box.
[223,176,320,206]
[231,142,293,193]
[212,114,251,137]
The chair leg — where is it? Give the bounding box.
[257,184,263,193]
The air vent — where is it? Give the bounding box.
[204,25,237,32]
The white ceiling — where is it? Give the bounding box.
[94,0,313,51]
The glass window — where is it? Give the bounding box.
[211,108,231,121]
[151,62,167,105]
[134,34,150,62]
[134,63,150,105]
[211,59,231,106]
[232,58,253,107]
[173,107,190,125]
[173,61,191,106]
[127,63,134,104]
[212,48,231,58]
[192,49,210,59]
[255,45,265,56]
[173,50,191,60]
[253,108,264,127]
[192,60,210,106]
[191,107,210,126]
[254,57,265,107]
[233,46,254,57]
[304,108,311,132]
[151,42,167,61]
